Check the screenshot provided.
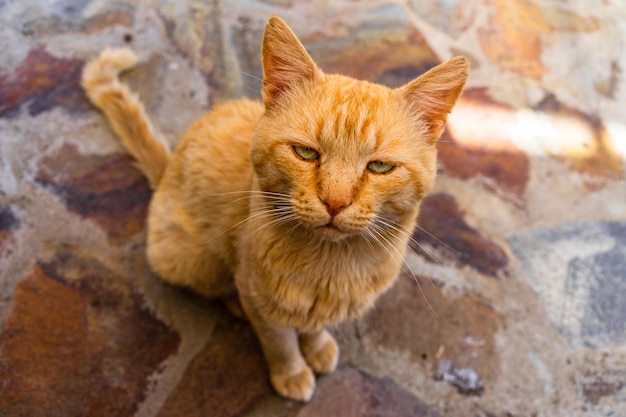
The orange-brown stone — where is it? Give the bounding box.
[363,274,501,387]
[0,251,179,417]
[303,15,439,86]
[158,315,441,416]
[157,317,275,417]
[36,143,151,243]
[299,367,439,417]
[22,10,133,37]
[0,46,89,118]
[478,0,598,79]
[414,193,509,276]
[313,26,439,86]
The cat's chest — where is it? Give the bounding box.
[252,235,402,330]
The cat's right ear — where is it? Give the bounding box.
[261,15,321,108]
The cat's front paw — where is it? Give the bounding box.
[302,330,339,374]
[270,365,315,402]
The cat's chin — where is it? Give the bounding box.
[315,223,354,242]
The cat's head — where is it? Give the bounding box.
[251,16,468,242]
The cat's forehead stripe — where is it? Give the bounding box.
[321,100,377,150]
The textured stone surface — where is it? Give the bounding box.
[157,317,441,417]
[576,368,626,417]
[302,3,440,86]
[0,251,180,417]
[510,221,626,349]
[532,94,624,191]
[157,316,276,417]
[438,89,530,204]
[20,5,133,37]
[363,275,500,387]
[1,0,626,416]
[298,367,439,417]
[0,46,89,118]
[406,0,476,37]
[478,0,598,79]
[413,193,508,276]
[0,205,19,258]
[579,369,626,406]
[36,144,151,243]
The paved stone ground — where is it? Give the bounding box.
[1,1,625,416]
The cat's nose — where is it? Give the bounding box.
[322,195,351,217]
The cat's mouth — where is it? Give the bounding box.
[317,221,352,241]
[322,222,339,230]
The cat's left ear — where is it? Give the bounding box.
[398,56,469,142]
[261,15,322,109]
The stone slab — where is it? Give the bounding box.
[510,221,626,349]
[0,250,180,417]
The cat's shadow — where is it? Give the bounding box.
[139,267,295,413]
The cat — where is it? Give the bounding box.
[81,15,468,402]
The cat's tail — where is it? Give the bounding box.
[81,48,170,189]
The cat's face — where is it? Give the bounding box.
[250,16,468,242]
[252,75,437,241]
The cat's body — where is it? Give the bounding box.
[82,16,468,402]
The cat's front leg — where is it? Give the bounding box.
[299,328,339,374]
[239,293,315,402]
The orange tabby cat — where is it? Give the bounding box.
[82,16,468,402]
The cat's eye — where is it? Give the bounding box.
[293,145,320,161]
[367,161,395,174]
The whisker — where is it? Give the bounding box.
[376,225,439,291]
[364,226,395,261]
[369,221,439,318]
[235,212,299,249]
[227,195,292,206]
[376,218,446,263]
[375,217,447,290]
[204,206,293,246]
[191,190,293,216]
[359,229,378,257]
[413,223,460,256]
[191,190,292,201]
